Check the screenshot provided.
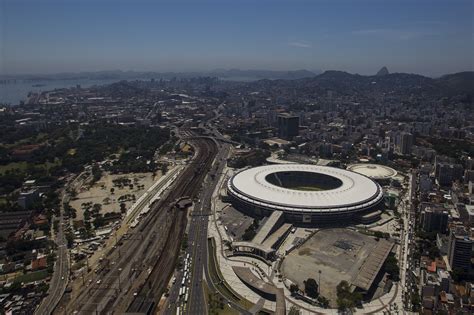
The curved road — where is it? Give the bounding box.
[35,192,70,315]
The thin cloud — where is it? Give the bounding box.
[288,40,311,48]
[352,28,430,40]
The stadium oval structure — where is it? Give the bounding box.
[346,163,397,184]
[227,164,384,225]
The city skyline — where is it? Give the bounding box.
[1,0,473,77]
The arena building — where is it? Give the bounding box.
[346,163,397,185]
[227,164,384,225]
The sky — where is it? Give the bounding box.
[0,0,473,76]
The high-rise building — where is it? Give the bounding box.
[438,164,454,186]
[277,113,299,140]
[437,164,464,187]
[397,132,413,155]
[447,226,473,273]
[421,207,449,234]
[419,174,433,193]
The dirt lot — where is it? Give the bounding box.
[70,172,160,221]
[280,228,378,305]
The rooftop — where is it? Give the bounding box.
[352,239,394,291]
[253,211,283,244]
[229,164,383,212]
[346,163,397,180]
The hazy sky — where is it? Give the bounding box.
[1,0,473,76]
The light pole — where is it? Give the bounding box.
[318,270,322,295]
[118,268,122,291]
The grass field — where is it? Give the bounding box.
[208,238,239,300]
[292,186,324,191]
[13,269,49,284]
[0,161,28,174]
[204,282,239,315]
[0,159,62,175]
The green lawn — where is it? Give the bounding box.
[204,280,239,315]
[0,159,61,175]
[0,161,28,174]
[13,269,49,284]
[292,186,325,191]
[207,238,254,310]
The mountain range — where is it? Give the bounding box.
[1,68,472,99]
[0,69,320,81]
[247,70,474,100]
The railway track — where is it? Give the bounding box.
[126,136,218,313]
[63,133,217,314]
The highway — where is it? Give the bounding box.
[164,129,252,315]
[404,170,419,311]
[196,140,251,315]
[186,139,226,315]
[35,190,70,315]
[125,134,218,314]
[397,170,418,312]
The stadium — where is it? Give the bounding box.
[346,163,397,184]
[227,164,385,225]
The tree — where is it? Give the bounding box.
[47,253,56,266]
[65,231,75,248]
[92,203,102,216]
[304,278,319,298]
[93,215,105,228]
[120,202,127,214]
[411,291,421,311]
[288,306,300,315]
[317,296,330,308]
[91,164,102,183]
[384,252,400,281]
[181,233,188,250]
[161,163,168,175]
[337,297,353,312]
[84,209,91,222]
[289,284,299,295]
[427,243,440,260]
[110,187,115,194]
[70,207,77,219]
[336,280,362,311]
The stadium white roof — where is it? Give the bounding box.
[228,164,383,213]
[346,163,397,180]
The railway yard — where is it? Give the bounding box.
[55,132,218,314]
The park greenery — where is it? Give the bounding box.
[288,306,301,315]
[384,252,400,281]
[336,280,362,311]
[0,123,170,195]
[304,278,319,298]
